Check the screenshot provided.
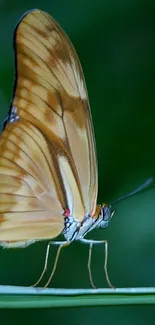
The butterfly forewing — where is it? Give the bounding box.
[13,9,98,217]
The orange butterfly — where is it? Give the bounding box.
[0,9,115,288]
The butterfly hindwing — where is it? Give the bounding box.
[0,119,64,243]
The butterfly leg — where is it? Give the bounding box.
[32,241,70,287]
[80,238,114,289]
[43,241,71,288]
[87,241,95,288]
[32,243,51,287]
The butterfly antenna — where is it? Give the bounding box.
[111,177,153,205]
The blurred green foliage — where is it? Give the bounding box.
[0,0,155,323]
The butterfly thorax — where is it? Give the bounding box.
[63,204,114,241]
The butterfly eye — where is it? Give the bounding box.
[99,205,115,228]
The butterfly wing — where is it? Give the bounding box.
[11,9,98,219]
[0,9,98,245]
[0,119,65,244]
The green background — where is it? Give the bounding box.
[0,0,155,323]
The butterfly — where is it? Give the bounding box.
[0,9,115,288]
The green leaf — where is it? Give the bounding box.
[0,286,155,309]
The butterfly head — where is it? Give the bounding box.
[99,204,115,229]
